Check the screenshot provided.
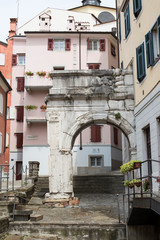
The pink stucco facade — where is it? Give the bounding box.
[9,6,118,175]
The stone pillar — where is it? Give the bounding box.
[45,112,73,200]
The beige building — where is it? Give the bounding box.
[117,0,160,175]
[117,0,160,105]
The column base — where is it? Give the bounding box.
[43,193,78,208]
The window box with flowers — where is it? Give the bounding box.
[25,105,38,110]
[40,105,47,111]
[36,71,46,77]
[25,71,34,76]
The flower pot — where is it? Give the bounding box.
[134,162,141,169]
[135,182,142,187]
[128,184,134,189]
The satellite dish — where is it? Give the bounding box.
[98,11,115,23]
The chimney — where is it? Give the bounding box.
[9,18,17,38]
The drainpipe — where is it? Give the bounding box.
[79,33,82,149]
[4,92,9,153]
[115,0,120,68]
[79,33,81,70]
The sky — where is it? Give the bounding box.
[0,0,115,43]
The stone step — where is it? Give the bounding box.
[11,209,33,221]
[30,214,43,221]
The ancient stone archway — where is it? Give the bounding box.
[46,69,136,200]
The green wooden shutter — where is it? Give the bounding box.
[145,32,151,67]
[133,0,142,18]
[124,3,131,38]
[158,16,160,54]
[136,43,146,82]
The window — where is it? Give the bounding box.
[5,133,9,148]
[133,0,142,18]
[111,43,116,57]
[88,64,99,69]
[0,53,5,65]
[145,126,151,159]
[88,39,98,50]
[17,54,25,65]
[119,13,121,43]
[136,42,146,82]
[113,127,118,145]
[0,93,3,114]
[124,2,131,39]
[0,132,2,154]
[87,39,105,51]
[150,17,160,64]
[90,156,102,167]
[16,106,24,122]
[54,40,65,51]
[17,77,24,91]
[6,107,9,119]
[91,125,101,142]
[16,133,23,148]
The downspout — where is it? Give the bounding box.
[4,91,9,153]
[79,32,82,150]
[115,0,120,68]
[79,33,81,70]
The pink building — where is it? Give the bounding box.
[9,1,120,176]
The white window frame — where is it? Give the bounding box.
[17,54,25,65]
[88,40,99,51]
[90,156,103,167]
[152,22,160,60]
[0,53,5,66]
[0,93,3,115]
[0,132,2,154]
[54,39,65,51]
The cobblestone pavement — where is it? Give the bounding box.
[1,194,126,240]
[27,193,124,224]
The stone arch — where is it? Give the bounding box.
[46,69,136,200]
[62,111,134,152]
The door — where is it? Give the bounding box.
[16,161,22,180]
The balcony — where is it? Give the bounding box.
[26,108,47,124]
[25,75,52,91]
[122,159,160,225]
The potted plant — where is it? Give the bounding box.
[156,176,160,183]
[128,180,134,188]
[40,105,47,111]
[143,178,150,192]
[120,160,135,174]
[123,180,130,187]
[25,71,34,76]
[133,160,142,169]
[36,71,46,77]
[132,178,142,187]
[25,105,38,110]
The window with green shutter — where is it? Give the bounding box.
[150,16,160,64]
[124,2,131,39]
[133,0,142,18]
[136,42,146,82]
